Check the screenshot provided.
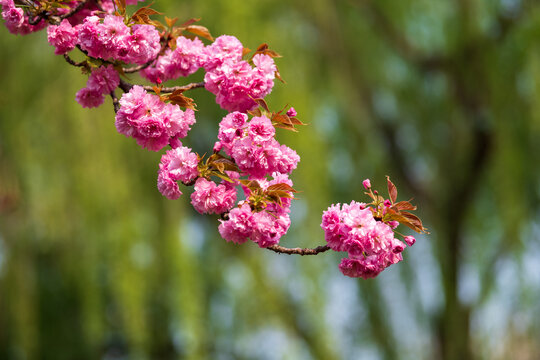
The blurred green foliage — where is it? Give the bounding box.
[1,0,540,359]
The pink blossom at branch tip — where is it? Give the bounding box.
[75,87,105,108]
[362,179,371,189]
[190,178,237,214]
[250,210,290,248]
[87,65,120,94]
[218,202,253,244]
[321,200,408,278]
[159,146,199,184]
[286,107,297,117]
[47,19,77,54]
[404,235,416,246]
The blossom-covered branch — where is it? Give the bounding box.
[1,0,427,279]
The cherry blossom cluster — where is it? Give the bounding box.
[322,179,419,278]
[115,85,196,151]
[1,0,426,279]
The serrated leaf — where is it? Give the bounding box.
[387,176,397,203]
[186,25,213,41]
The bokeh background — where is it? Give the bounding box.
[1,0,540,359]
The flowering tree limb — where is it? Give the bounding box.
[0,0,427,279]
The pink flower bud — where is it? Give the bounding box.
[388,220,399,229]
[286,107,297,117]
[362,179,371,189]
[404,236,416,247]
[384,199,392,207]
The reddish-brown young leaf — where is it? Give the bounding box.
[180,17,201,28]
[166,90,196,110]
[275,68,286,83]
[393,201,417,211]
[186,25,214,41]
[165,16,178,28]
[114,0,126,15]
[272,114,293,125]
[253,98,270,112]
[152,86,161,95]
[132,6,162,17]
[242,47,252,57]
[288,117,305,126]
[387,176,398,203]
[266,183,297,193]
[256,43,269,52]
[273,123,298,132]
[400,212,428,233]
[247,108,262,117]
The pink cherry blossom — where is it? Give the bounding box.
[190,178,237,214]
[75,87,105,108]
[87,65,120,94]
[47,19,77,54]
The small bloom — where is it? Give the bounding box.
[47,19,77,55]
[362,179,371,189]
[75,87,104,108]
[404,235,416,247]
[190,178,237,214]
[87,65,120,94]
[286,107,297,117]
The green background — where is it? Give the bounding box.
[1,0,540,359]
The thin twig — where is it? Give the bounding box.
[110,91,119,113]
[266,244,330,256]
[63,54,87,67]
[143,82,205,93]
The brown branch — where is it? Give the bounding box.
[24,0,92,26]
[266,244,330,256]
[63,54,87,67]
[123,60,155,74]
[110,91,119,113]
[143,82,205,94]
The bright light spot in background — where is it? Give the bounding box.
[179,216,207,254]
